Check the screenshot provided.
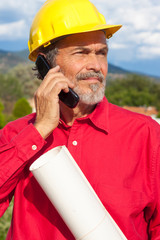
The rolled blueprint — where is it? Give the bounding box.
[29,145,127,240]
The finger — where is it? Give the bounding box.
[38,73,74,97]
[39,71,74,92]
[47,70,74,88]
[49,81,71,97]
[39,65,61,87]
[35,78,71,104]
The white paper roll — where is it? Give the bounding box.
[30,145,127,240]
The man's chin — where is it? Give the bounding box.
[73,84,105,105]
[78,92,104,105]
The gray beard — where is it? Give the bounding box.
[73,70,106,105]
[73,81,106,105]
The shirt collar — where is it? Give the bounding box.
[59,97,109,133]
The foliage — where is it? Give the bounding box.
[0,101,4,112]
[0,113,5,129]
[0,73,23,114]
[106,74,160,110]
[0,66,36,125]
[0,74,23,102]
[8,63,41,99]
[157,111,160,118]
[0,63,40,115]
[0,200,13,240]
[0,101,5,129]
[12,98,32,119]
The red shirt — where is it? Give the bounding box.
[0,97,160,239]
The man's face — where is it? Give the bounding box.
[55,31,108,105]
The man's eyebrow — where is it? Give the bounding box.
[72,45,108,52]
[73,46,89,51]
[94,46,109,54]
[99,46,108,52]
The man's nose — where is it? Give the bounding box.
[86,54,101,72]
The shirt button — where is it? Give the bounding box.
[32,145,37,150]
[72,141,78,146]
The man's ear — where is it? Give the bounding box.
[37,52,46,58]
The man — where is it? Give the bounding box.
[0,0,160,239]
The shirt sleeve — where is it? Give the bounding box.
[144,119,160,239]
[148,144,160,239]
[0,122,46,216]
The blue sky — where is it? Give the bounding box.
[0,0,160,77]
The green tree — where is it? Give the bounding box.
[0,101,4,112]
[106,74,158,107]
[8,63,40,98]
[0,74,23,102]
[0,101,5,129]
[12,98,32,119]
[0,73,23,114]
[0,200,13,240]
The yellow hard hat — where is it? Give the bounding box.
[28,0,122,61]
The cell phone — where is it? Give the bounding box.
[35,54,79,108]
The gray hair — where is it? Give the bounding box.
[33,44,59,79]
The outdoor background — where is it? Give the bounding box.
[0,0,160,239]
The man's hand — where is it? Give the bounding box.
[34,65,74,139]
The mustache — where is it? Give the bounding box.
[76,71,105,82]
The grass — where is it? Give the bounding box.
[0,200,13,240]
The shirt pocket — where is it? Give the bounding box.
[96,184,148,240]
[97,183,144,211]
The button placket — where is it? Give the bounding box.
[67,121,82,165]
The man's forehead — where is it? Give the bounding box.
[56,31,107,48]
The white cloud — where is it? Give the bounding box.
[0,0,44,40]
[91,0,160,60]
[0,20,28,40]
[136,32,160,46]
[109,42,127,49]
[138,46,160,59]
[0,0,41,14]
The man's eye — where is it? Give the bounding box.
[75,50,89,55]
[76,51,84,54]
[99,51,107,56]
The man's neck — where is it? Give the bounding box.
[60,102,96,126]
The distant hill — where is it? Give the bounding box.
[0,49,129,75]
[13,49,30,60]
[0,50,28,73]
[108,64,129,74]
